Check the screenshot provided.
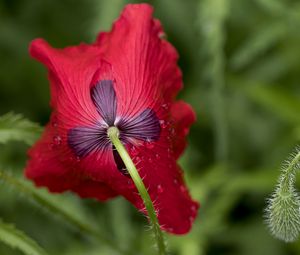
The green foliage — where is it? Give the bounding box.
[197,0,229,162]
[0,0,300,254]
[0,218,47,255]
[0,113,42,145]
[0,169,126,255]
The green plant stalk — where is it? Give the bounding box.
[280,149,300,194]
[107,127,166,255]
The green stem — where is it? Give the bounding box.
[280,150,300,194]
[107,127,166,255]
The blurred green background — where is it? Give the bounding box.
[0,0,300,254]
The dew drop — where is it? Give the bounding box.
[76,156,81,162]
[180,185,187,193]
[131,146,139,157]
[145,140,155,149]
[53,135,62,145]
[167,148,173,158]
[148,157,153,163]
[167,227,174,232]
[48,143,55,150]
[189,216,194,223]
[191,205,197,213]
[159,120,168,129]
[51,116,58,127]
[158,32,166,39]
[183,127,189,136]
[157,185,164,194]
[135,156,141,162]
[169,127,176,135]
[162,103,169,110]
[173,178,179,185]
[155,154,160,159]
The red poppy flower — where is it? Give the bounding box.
[25,3,199,234]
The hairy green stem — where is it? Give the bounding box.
[107,127,166,255]
[280,150,300,194]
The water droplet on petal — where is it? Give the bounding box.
[76,156,81,162]
[158,32,166,39]
[48,143,55,150]
[131,146,139,157]
[191,205,197,213]
[173,178,179,185]
[183,127,189,136]
[180,185,187,193]
[157,185,164,194]
[168,227,174,232]
[167,148,173,157]
[162,103,170,110]
[148,157,153,163]
[135,156,141,162]
[155,154,160,159]
[53,135,62,145]
[169,127,176,135]
[159,120,168,129]
[51,116,58,127]
[189,216,194,223]
[145,140,155,149]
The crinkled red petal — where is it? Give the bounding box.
[25,115,117,201]
[171,101,196,159]
[29,38,102,128]
[25,3,198,235]
[96,4,183,118]
[94,4,198,234]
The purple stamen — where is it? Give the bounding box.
[117,108,161,142]
[68,124,109,157]
[91,80,117,126]
[68,80,161,174]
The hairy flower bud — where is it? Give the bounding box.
[265,146,300,242]
[266,185,300,242]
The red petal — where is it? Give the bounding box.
[97,4,183,118]
[94,4,198,233]
[25,114,117,201]
[29,38,102,128]
[26,3,198,235]
[72,180,117,201]
[109,140,199,235]
[171,101,196,159]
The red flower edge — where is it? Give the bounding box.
[25,3,199,234]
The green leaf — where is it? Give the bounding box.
[230,77,300,124]
[0,218,47,255]
[0,112,42,145]
[0,170,129,255]
[230,22,286,70]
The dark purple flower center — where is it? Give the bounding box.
[67,80,161,174]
